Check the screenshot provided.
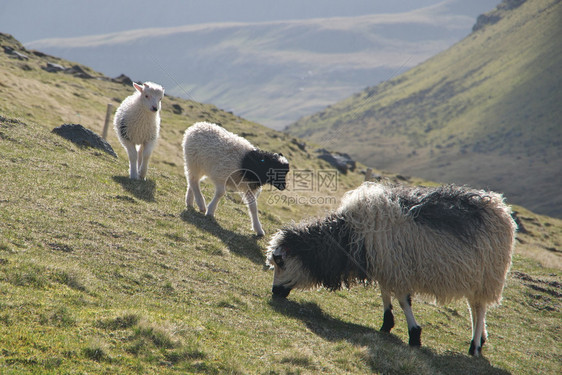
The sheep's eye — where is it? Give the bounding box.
[145,95,149,98]
[273,254,285,269]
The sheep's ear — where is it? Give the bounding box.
[133,82,144,92]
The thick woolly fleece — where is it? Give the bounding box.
[267,182,516,355]
[183,122,289,235]
[113,82,164,179]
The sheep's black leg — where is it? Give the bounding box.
[380,291,394,333]
[381,308,395,333]
[399,294,422,347]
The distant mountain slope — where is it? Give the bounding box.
[288,0,562,218]
[25,2,488,130]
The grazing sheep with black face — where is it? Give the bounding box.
[267,182,516,356]
[113,81,164,180]
[182,121,289,236]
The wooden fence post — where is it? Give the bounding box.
[365,168,373,182]
[102,103,113,140]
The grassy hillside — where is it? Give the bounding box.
[288,0,562,219]
[1,32,561,374]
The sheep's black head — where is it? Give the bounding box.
[240,150,289,190]
[266,229,316,299]
[267,215,361,298]
[267,152,289,190]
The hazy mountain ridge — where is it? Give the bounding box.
[288,0,562,218]
[26,4,482,130]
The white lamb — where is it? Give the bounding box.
[113,82,165,180]
[182,122,290,236]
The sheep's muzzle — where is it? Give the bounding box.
[272,285,291,298]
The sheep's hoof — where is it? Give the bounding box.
[408,326,422,347]
[468,340,483,356]
[254,233,265,238]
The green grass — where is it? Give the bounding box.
[1,31,561,374]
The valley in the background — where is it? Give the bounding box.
[288,0,562,218]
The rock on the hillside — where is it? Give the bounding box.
[317,148,356,174]
[2,46,28,60]
[291,138,307,152]
[112,74,133,86]
[172,104,183,115]
[511,211,528,234]
[472,0,526,32]
[52,124,117,157]
[42,62,65,73]
[41,62,95,78]
[65,65,94,79]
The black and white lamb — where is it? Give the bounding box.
[182,122,289,236]
[266,182,516,356]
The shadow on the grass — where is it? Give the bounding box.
[181,208,264,265]
[113,176,156,202]
[269,298,511,375]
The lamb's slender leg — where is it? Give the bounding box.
[185,180,195,208]
[206,183,225,217]
[137,144,144,172]
[184,167,197,208]
[123,141,139,179]
[138,140,156,180]
[398,294,422,347]
[188,176,206,212]
[380,289,395,333]
[245,189,264,236]
[468,301,487,356]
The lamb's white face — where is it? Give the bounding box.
[134,82,164,113]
